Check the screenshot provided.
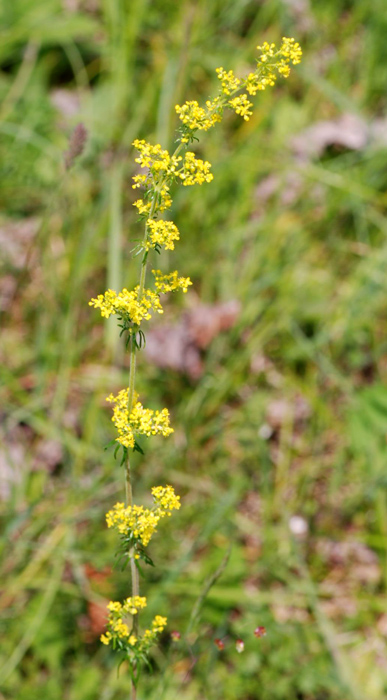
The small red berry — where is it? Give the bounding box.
[214,638,225,650]
[254,626,267,638]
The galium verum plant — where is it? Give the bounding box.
[90,37,302,692]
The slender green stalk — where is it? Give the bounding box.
[124,194,158,697]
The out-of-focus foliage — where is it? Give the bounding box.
[1,1,387,699]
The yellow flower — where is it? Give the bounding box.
[133,198,152,215]
[89,286,163,324]
[178,151,213,186]
[228,94,253,121]
[175,99,222,131]
[106,388,173,449]
[152,269,192,294]
[100,632,112,645]
[216,67,241,95]
[279,36,302,65]
[106,502,161,546]
[145,219,180,251]
[113,618,130,637]
[151,485,181,514]
[106,485,180,546]
[100,597,167,654]
[152,615,167,631]
[123,596,147,613]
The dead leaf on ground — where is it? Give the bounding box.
[87,600,108,637]
[272,604,310,624]
[33,438,63,473]
[145,300,240,379]
[250,353,283,387]
[292,114,368,159]
[281,0,314,32]
[266,395,311,430]
[0,217,40,269]
[291,113,387,161]
[315,538,381,620]
[0,441,25,501]
[50,89,81,118]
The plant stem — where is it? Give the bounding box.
[124,139,189,697]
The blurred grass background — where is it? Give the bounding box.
[1,0,387,698]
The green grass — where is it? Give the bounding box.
[1,1,387,698]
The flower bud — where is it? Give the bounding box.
[235,638,244,653]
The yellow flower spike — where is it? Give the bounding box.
[97,38,301,674]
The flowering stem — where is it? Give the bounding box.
[92,38,302,697]
[124,193,158,696]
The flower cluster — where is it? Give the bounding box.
[132,139,182,181]
[145,219,180,251]
[228,94,253,121]
[215,68,241,95]
[132,141,214,217]
[106,503,160,547]
[134,188,172,214]
[100,596,167,654]
[152,269,192,294]
[175,99,222,132]
[258,37,302,67]
[107,389,173,449]
[179,151,213,186]
[151,485,181,513]
[106,485,181,547]
[89,286,162,324]
[175,38,302,136]
[132,139,178,215]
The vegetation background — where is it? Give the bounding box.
[1,0,387,698]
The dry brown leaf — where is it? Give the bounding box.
[50,88,81,118]
[33,439,63,473]
[87,600,108,636]
[291,114,369,160]
[266,395,311,430]
[0,217,40,268]
[145,300,240,379]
